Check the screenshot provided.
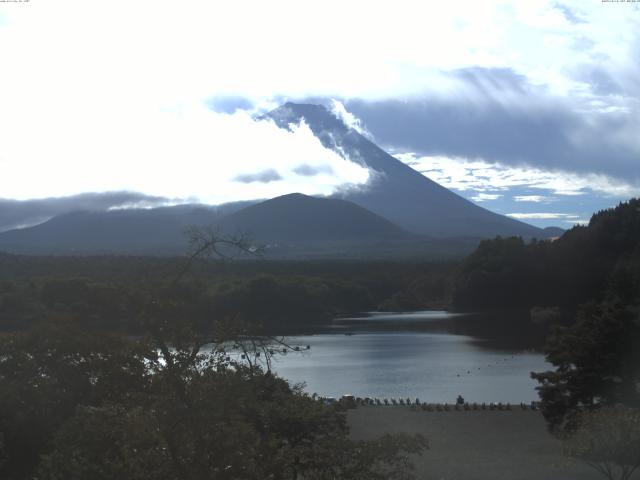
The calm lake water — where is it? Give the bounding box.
[270,311,549,403]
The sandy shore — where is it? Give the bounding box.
[348,406,636,480]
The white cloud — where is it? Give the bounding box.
[0,103,370,202]
[0,1,637,102]
[471,193,502,202]
[506,212,590,225]
[396,153,640,198]
[329,100,372,138]
[506,213,578,220]
[514,195,547,202]
[0,1,638,202]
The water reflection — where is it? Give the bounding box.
[271,311,549,403]
[337,310,463,322]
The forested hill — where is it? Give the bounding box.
[450,198,640,311]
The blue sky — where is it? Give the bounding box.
[0,0,639,229]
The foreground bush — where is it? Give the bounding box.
[0,320,426,480]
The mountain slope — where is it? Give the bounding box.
[0,193,479,258]
[0,204,240,255]
[218,193,407,243]
[267,102,545,238]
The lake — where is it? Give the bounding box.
[269,311,550,403]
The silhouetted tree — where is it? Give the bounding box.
[532,300,640,434]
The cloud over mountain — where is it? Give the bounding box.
[0,192,173,233]
[0,103,370,204]
[0,0,638,229]
[344,65,640,185]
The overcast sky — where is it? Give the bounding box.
[1,0,639,229]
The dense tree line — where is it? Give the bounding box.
[448,199,640,441]
[450,198,640,313]
[0,258,454,333]
[0,275,371,333]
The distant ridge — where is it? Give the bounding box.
[0,206,220,255]
[542,226,565,238]
[267,102,547,239]
[0,194,468,257]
